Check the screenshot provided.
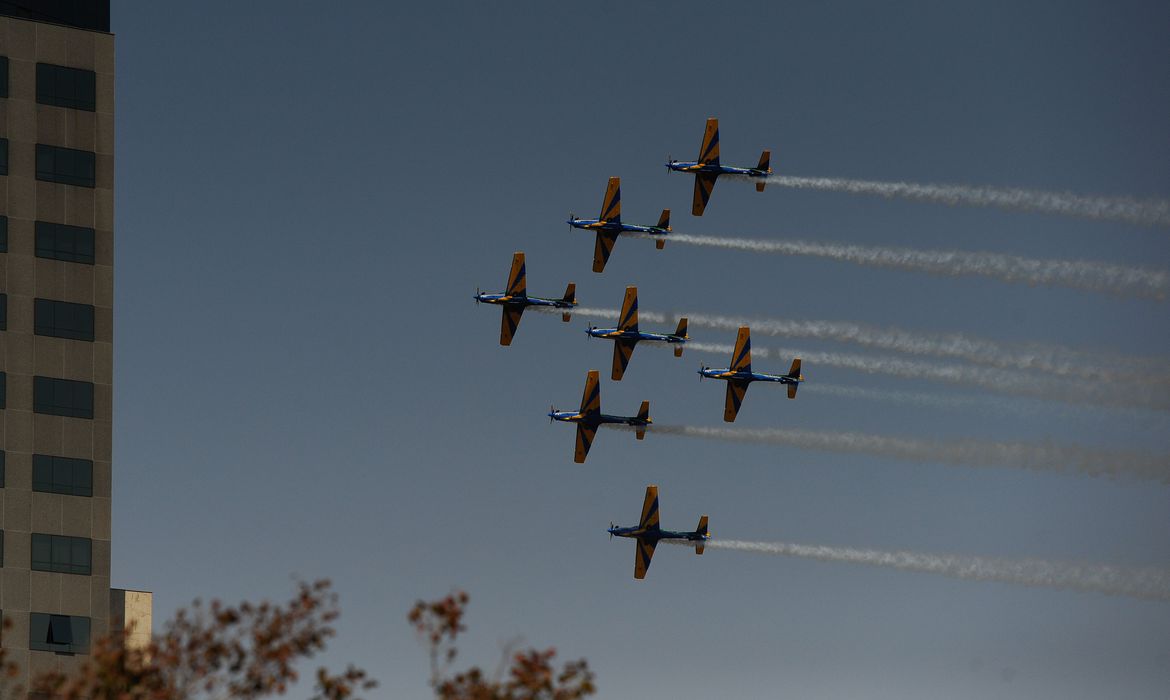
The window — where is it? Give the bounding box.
[0,294,6,330]
[35,221,95,264]
[1,56,8,98]
[33,376,93,418]
[29,613,91,654]
[1,138,7,177]
[0,372,5,409]
[0,451,5,488]
[32,534,92,575]
[36,63,96,111]
[34,299,94,341]
[35,144,95,187]
[1,215,8,252]
[32,454,92,497]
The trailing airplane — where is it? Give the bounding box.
[667,117,772,216]
[586,286,688,381]
[549,369,651,463]
[699,326,803,422]
[608,484,709,580]
[474,252,576,346]
[567,176,671,273]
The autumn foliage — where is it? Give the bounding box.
[0,582,593,700]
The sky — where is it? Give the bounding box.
[108,1,1169,698]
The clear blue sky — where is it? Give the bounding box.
[110,2,1169,697]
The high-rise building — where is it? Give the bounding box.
[0,1,150,685]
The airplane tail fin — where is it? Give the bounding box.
[561,283,576,321]
[657,208,671,230]
[655,209,670,250]
[635,400,650,440]
[695,516,709,554]
[756,150,771,192]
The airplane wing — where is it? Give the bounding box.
[691,172,719,216]
[617,286,638,332]
[574,423,598,464]
[579,369,602,414]
[611,338,637,381]
[724,380,749,423]
[500,306,523,346]
[592,231,619,273]
[730,326,752,372]
[634,537,658,580]
[505,252,526,296]
[600,176,621,223]
[699,117,720,165]
[639,485,660,530]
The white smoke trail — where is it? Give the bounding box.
[757,174,1170,228]
[667,539,1170,601]
[641,424,1170,483]
[683,341,1170,411]
[659,233,1168,300]
[564,306,1168,384]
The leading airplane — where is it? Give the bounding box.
[699,326,803,422]
[567,176,671,273]
[474,252,576,346]
[549,369,651,463]
[608,484,709,580]
[666,117,772,216]
[586,286,688,380]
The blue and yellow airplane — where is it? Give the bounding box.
[609,484,709,580]
[567,177,671,273]
[549,369,651,463]
[474,252,576,346]
[586,286,688,381]
[666,117,772,216]
[699,326,803,422]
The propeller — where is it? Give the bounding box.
[567,212,575,232]
[609,522,615,540]
[475,286,480,303]
[698,362,707,381]
[549,405,555,423]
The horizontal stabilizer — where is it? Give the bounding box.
[757,149,771,172]
[655,238,666,250]
[674,346,684,358]
[695,515,709,555]
[675,317,688,339]
[756,181,766,193]
[788,383,798,400]
[657,208,671,230]
[788,358,802,378]
[562,282,576,304]
[636,400,650,423]
[562,312,571,322]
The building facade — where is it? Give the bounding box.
[0,1,146,686]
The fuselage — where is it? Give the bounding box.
[586,327,686,344]
[666,160,768,178]
[608,525,708,543]
[549,410,650,428]
[699,367,799,385]
[474,292,573,309]
[567,218,669,237]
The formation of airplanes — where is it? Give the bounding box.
[475,118,792,578]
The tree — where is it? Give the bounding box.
[408,591,596,700]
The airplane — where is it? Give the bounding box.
[608,484,709,580]
[567,176,671,273]
[586,286,688,381]
[666,117,772,216]
[549,369,651,463]
[698,326,803,422]
[474,251,576,346]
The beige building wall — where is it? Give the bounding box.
[0,14,115,685]
[110,588,152,653]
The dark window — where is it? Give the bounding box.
[31,533,92,575]
[29,613,91,654]
[1,451,5,488]
[0,372,5,409]
[35,221,95,264]
[32,454,92,497]
[1,215,8,252]
[36,63,96,111]
[35,144,95,187]
[0,529,3,566]
[33,376,93,418]
[1,56,8,98]
[1,138,8,176]
[0,294,6,330]
[34,299,94,341]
